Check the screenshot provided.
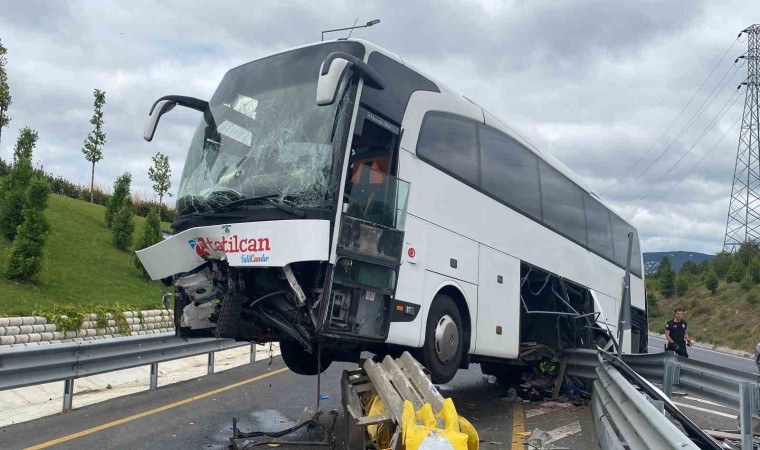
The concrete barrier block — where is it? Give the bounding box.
[87,314,98,321]
[96,328,105,336]
[76,330,87,338]
[83,336,94,341]
[31,325,45,333]
[52,332,64,340]
[43,324,56,332]
[18,325,33,334]
[81,321,93,329]
[103,334,114,340]
[130,324,141,331]
[0,328,4,337]
[14,334,29,344]
[73,337,84,342]
[8,317,22,327]
[50,339,62,344]
[63,331,77,339]
[0,336,14,345]
[33,316,47,325]
[20,317,35,326]
[85,329,97,337]
[123,311,134,318]
[27,334,41,343]
[38,341,51,345]
[10,343,27,347]
[0,318,9,327]
[4,326,20,336]
[39,332,54,341]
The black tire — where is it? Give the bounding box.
[279,340,332,376]
[422,294,464,384]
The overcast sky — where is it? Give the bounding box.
[1,1,758,254]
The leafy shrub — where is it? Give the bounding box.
[748,290,759,305]
[646,292,660,317]
[705,270,719,295]
[676,276,689,297]
[0,156,33,241]
[106,173,132,228]
[741,271,754,291]
[727,260,745,284]
[134,208,163,275]
[5,177,50,281]
[112,204,135,251]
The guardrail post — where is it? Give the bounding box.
[740,382,754,450]
[150,363,159,390]
[250,343,256,364]
[207,352,215,375]
[62,379,74,412]
[662,361,675,399]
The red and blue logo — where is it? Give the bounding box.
[187,238,210,258]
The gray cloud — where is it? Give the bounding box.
[0,0,758,254]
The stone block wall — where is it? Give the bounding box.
[0,310,174,347]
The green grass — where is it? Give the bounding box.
[0,194,172,316]
[649,282,760,352]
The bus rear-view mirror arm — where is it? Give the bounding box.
[144,95,210,142]
[316,52,385,106]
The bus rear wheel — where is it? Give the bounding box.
[422,294,464,384]
[279,340,332,376]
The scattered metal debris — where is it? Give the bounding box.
[229,407,338,449]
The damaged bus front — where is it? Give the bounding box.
[137,41,409,375]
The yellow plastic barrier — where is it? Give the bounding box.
[401,398,479,450]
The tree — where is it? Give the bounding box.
[112,204,135,251]
[750,255,760,284]
[0,39,11,146]
[5,176,50,281]
[705,270,719,295]
[105,173,131,228]
[81,89,106,203]
[656,256,673,279]
[676,275,689,297]
[712,251,732,280]
[148,152,171,210]
[679,260,698,276]
[741,271,754,292]
[0,127,37,240]
[646,292,660,317]
[134,208,162,275]
[727,259,745,284]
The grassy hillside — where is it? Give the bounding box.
[0,194,172,316]
[648,282,760,352]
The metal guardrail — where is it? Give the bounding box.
[0,332,252,411]
[591,352,701,449]
[565,348,760,450]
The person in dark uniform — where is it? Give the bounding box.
[665,307,692,357]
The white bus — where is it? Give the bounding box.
[137,39,647,383]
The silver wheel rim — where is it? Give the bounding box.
[434,314,459,364]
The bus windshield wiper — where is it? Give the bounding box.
[210,194,305,218]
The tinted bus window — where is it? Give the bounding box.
[417,114,479,186]
[479,126,542,220]
[540,161,587,246]
[584,193,614,260]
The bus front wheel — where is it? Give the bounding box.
[422,294,464,384]
[279,340,332,376]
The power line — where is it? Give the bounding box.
[621,89,743,213]
[601,37,739,196]
[609,64,741,200]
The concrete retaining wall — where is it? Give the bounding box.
[0,310,174,347]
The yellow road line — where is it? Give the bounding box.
[24,367,289,450]
[511,401,525,450]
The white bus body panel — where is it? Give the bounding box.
[135,220,331,280]
[474,245,521,359]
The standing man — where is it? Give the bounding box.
[665,307,692,358]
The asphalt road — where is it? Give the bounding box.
[648,335,758,373]
[0,358,598,450]
[1,336,757,449]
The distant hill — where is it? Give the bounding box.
[643,251,714,274]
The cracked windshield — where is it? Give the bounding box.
[176,46,358,217]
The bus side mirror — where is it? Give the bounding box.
[144,100,176,142]
[316,52,385,106]
[143,95,210,142]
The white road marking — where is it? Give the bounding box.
[546,421,582,444]
[673,401,736,419]
[526,408,549,418]
[687,397,725,407]
[650,337,753,361]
